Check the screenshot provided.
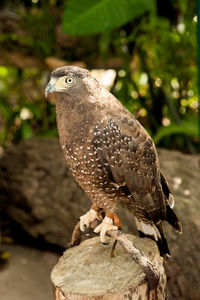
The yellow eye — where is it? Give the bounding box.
[65,77,74,84]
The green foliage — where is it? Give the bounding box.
[154,119,198,145]
[62,0,155,35]
[91,0,198,150]
[0,0,198,152]
[22,8,55,57]
[0,66,57,148]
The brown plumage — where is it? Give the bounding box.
[45,66,182,257]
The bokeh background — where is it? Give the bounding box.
[0,1,199,300]
[0,0,198,153]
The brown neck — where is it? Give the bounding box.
[55,93,96,146]
[55,87,129,147]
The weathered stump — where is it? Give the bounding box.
[51,235,167,300]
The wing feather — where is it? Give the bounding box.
[92,118,166,222]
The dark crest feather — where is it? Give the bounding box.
[51,66,90,79]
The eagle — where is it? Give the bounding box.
[45,66,182,257]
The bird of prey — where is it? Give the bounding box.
[45,66,182,257]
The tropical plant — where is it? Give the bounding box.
[0,0,198,152]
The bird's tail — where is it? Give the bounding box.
[135,218,170,258]
[165,204,182,233]
[160,170,182,234]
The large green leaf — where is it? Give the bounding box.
[153,119,198,145]
[62,0,155,35]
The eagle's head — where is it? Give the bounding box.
[45,66,97,98]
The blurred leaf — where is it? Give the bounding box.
[0,251,11,260]
[153,119,198,144]
[21,122,32,139]
[62,0,156,35]
[0,101,12,118]
[40,128,58,137]
[26,103,42,119]
[99,31,112,58]
[0,132,4,144]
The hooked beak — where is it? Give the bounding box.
[45,81,56,98]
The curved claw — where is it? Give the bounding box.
[79,208,98,232]
[94,216,118,244]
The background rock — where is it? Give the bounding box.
[0,138,200,299]
[0,137,90,247]
[157,149,200,300]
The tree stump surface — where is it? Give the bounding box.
[51,235,167,300]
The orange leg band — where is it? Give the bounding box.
[105,212,122,228]
[91,204,100,212]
